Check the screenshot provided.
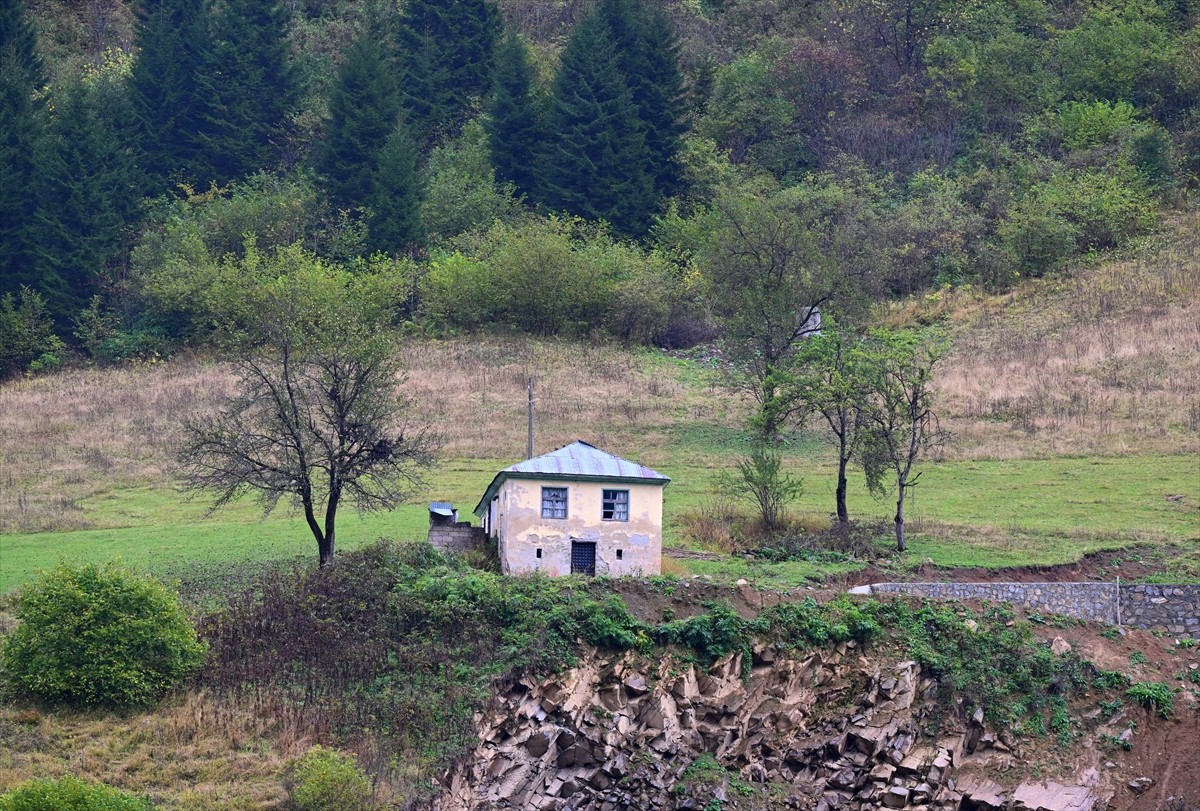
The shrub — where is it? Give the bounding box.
[0,288,66,379]
[1,563,206,708]
[0,777,154,811]
[289,746,372,811]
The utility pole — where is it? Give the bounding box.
[527,376,535,460]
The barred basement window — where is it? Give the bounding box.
[541,487,568,519]
[602,489,629,521]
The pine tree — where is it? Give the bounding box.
[198,0,297,184]
[368,120,424,253]
[38,75,142,314]
[129,0,216,190]
[0,48,49,301]
[0,0,44,86]
[536,9,654,236]
[317,31,401,209]
[486,32,542,199]
[397,0,501,141]
[0,0,65,318]
[598,0,686,199]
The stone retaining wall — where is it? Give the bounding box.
[865,582,1119,624]
[1120,584,1200,634]
[860,582,1199,633]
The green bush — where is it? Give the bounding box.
[289,746,372,811]
[0,777,154,811]
[1,563,206,708]
[1127,681,1176,719]
[0,288,66,379]
[422,216,676,340]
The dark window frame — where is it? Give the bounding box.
[541,486,568,519]
[601,488,629,521]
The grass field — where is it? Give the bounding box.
[2,451,1195,593]
[2,216,1198,593]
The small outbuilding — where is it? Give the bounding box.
[473,441,670,577]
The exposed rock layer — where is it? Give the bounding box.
[439,645,1117,811]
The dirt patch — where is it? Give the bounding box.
[838,546,1173,588]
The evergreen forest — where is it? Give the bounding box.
[1,0,1198,369]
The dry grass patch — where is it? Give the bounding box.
[0,339,716,534]
[898,210,1200,459]
[0,693,295,810]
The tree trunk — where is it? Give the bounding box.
[894,480,906,553]
[835,417,850,525]
[302,492,330,566]
[320,487,340,568]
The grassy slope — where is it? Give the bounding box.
[2,218,1199,592]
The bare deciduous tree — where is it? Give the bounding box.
[179,287,437,567]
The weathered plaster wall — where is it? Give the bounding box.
[496,478,663,577]
[861,582,1200,632]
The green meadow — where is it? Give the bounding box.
[3,451,1195,594]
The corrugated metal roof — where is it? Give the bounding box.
[502,441,669,481]
[429,501,454,516]
[473,441,669,516]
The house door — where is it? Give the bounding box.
[570,541,596,576]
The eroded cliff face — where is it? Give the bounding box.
[439,643,1135,811]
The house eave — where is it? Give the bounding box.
[473,471,670,517]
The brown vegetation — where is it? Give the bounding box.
[0,693,293,810]
[913,212,1200,459]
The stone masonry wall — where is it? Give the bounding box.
[428,523,488,555]
[863,582,1199,633]
[866,582,1119,624]
[1120,584,1200,634]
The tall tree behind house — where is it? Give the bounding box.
[486,31,543,200]
[128,0,218,190]
[197,0,298,185]
[397,0,501,143]
[535,7,654,236]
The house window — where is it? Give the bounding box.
[616,549,623,560]
[541,487,568,519]
[602,489,629,521]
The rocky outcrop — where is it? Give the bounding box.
[438,645,1111,811]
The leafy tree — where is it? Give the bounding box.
[397,0,501,141]
[733,445,803,532]
[785,326,873,525]
[1,562,205,708]
[859,328,950,553]
[179,260,439,567]
[317,31,401,209]
[368,119,425,253]
[198,0,297,184]
[485,32,543,198]
[536,8,654,236]
[0,287,65,378]
[701,177,872,439]
[128,0,216,189]
[425,118,523,243]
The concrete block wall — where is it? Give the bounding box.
[428,523,488,555]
